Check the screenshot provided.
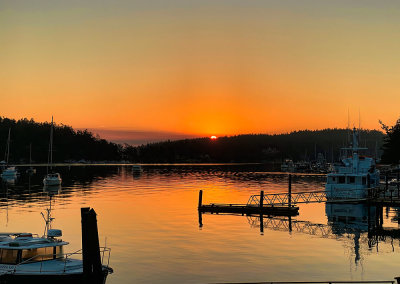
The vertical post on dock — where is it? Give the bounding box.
[397,171,399,198]
[386,173,389,192]
[288,174,292,208]
[198,210,203,228]
[259,191,264,234]
[198,190,203,209]
[81,207,103,284]
[367,174,372,198]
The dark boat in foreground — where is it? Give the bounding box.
[0,206,112,283]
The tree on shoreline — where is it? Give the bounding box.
[0,116,385,163]
[380,119,400,164]
[0,117,121,163]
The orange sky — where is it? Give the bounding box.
[1,1,400,137]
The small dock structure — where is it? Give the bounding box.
[198,175,299,217]
[199,170,400,219]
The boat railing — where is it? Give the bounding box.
[8,246,111,274]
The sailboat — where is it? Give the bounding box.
[26,143,36,174]
[43,117,62,186]
[1,128,18,179]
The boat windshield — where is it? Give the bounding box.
[48,173,60,178]
[0,249,18,264]
[0,246,64,264]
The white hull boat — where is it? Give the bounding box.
[43,117,62,186]
[0,206,112,283]
[1,129,18,180]
[1,167,17,178]
[325,128,380,200]
[43,173,62,186]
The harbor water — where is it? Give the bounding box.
[1,164,400,284]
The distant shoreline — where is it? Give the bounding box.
[7,162,264,167]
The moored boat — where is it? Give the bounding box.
[43,117,61,186]
[1,128,18,179]
[43,173,62,186]
[0,206,112,283]
[132,164,142,174]
[325,128,380,200]
[26,143,36,175]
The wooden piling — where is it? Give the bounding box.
[386,173,389,191]
[198,190,203,209]
[81,207,103,284]
[288,174,292,208]
[198,210,203,228]
[260,191,264,210]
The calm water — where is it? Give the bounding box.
[1,165,400,283]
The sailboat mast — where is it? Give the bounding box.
[50,116,54,170]
[6,128,10,165]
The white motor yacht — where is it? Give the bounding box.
[325,128,380,200]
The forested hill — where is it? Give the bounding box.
[0,117,385,163]
[125,129,384,163]
[0,117,121,163]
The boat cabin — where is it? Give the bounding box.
[325,128,380,199]
[46,173,61,179]
[0,233,67,265]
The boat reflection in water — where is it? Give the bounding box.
[43,184,62,197]
[326,203,376,263]
[1,175,17,186]
[201,200,400,266]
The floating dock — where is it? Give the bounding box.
[198,172,400,217]
[198,190,299,217]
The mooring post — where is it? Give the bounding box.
[81,207,103,284]
[288,174,292,208]
[81,207,91,277]
[386,173,389,192]
[397,171,399,198]
[260,191,264,210]
[198,210,203,228]
[198,190,203,209]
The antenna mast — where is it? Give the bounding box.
[50,116,53,170]
[5,128,11,164]
[347,109,351,145]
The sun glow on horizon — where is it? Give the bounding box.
[2,1,400,135]
[210,136,217,140]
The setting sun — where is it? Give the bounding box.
[210,136,217,140]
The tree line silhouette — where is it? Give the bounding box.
[124,129,384,163]
[0,116,389,164]
[380,119,400,164]
[0,117,121,163]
